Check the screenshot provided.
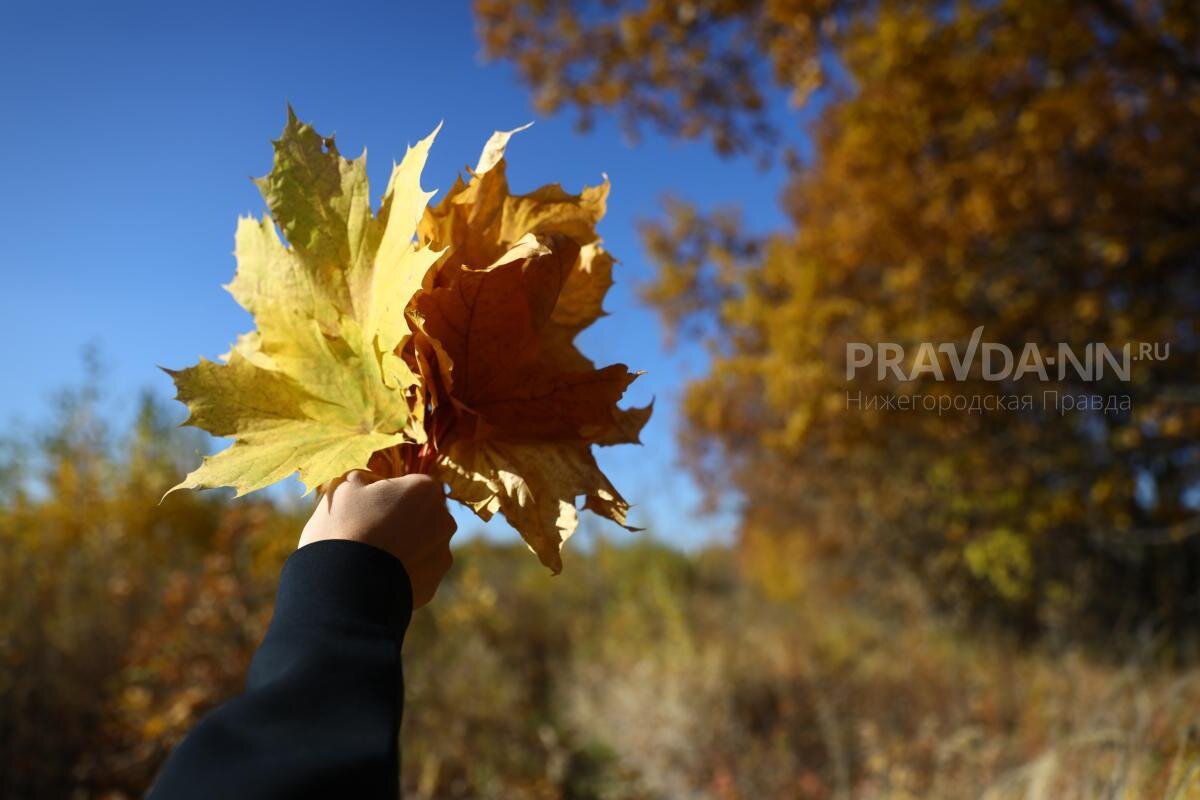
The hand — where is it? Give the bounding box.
[298,471,457,608]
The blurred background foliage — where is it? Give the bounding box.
[3,0,1200,797]
[2,379,1199,799]
[478,0,1200,640]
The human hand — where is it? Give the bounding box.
[298,471,457,608]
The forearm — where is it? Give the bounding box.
[147,540,413,800]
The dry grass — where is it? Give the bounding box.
[1,395,1197,799]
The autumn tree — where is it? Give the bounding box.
[476,0,1200,636]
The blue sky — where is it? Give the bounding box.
[0,0,792,548]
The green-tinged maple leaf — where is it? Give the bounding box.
[167,111,441,496]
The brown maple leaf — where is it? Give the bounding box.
[409,127,651,571]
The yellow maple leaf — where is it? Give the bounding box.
[167,110,441,496]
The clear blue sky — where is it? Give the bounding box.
[0,0,791,548]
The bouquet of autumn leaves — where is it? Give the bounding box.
[166,111,650,572]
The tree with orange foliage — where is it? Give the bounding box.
[477,0,1200,636]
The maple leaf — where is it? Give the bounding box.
[167,110,441,496]
[411,126,651,572]
[416,127,649,442]
[437,439,634,573]
[412,234,636,440]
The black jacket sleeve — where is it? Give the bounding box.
[146,539,413,800]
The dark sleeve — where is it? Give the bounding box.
[146,539,413,800]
